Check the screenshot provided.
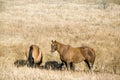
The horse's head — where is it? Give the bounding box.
[51,40,57,53]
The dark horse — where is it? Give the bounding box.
[51,40,95,70]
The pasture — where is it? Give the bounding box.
[0,0,120,80]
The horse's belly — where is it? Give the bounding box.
[71,54,85,63]
[60,55,71,62]
[60,53,85,63]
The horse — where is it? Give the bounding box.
[51,40,95,70]
[25,45,43,67]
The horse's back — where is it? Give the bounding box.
[79,46,95,56]
[66,47,85,62]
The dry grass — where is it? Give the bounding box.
[0,0,120,80]
[0,63,120,80]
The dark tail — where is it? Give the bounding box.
[28,45,34,65]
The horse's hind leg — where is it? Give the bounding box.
[90,61,94,68]
[84,60,91,70]
[91,56,95,68]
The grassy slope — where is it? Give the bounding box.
[0,0,120,80]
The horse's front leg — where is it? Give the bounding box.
[66,62,71,71]
[70,62,75,71]
[58,62,64,70]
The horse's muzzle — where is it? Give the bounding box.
[51,51,54,53]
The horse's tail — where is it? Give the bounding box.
[28,45,34,64]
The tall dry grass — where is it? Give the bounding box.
[0,0,120,80]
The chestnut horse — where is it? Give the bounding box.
[25,45,43,67]
[51,40,95,70]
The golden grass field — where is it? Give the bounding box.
[0,0,120,80]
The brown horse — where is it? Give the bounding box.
[25,45,43,67]
[51,40,95,70]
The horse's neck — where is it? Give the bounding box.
[56,42,69,55]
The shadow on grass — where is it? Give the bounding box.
[14,59,27,67]
[14,60,65,70]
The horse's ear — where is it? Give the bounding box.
[55,40,56,42]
